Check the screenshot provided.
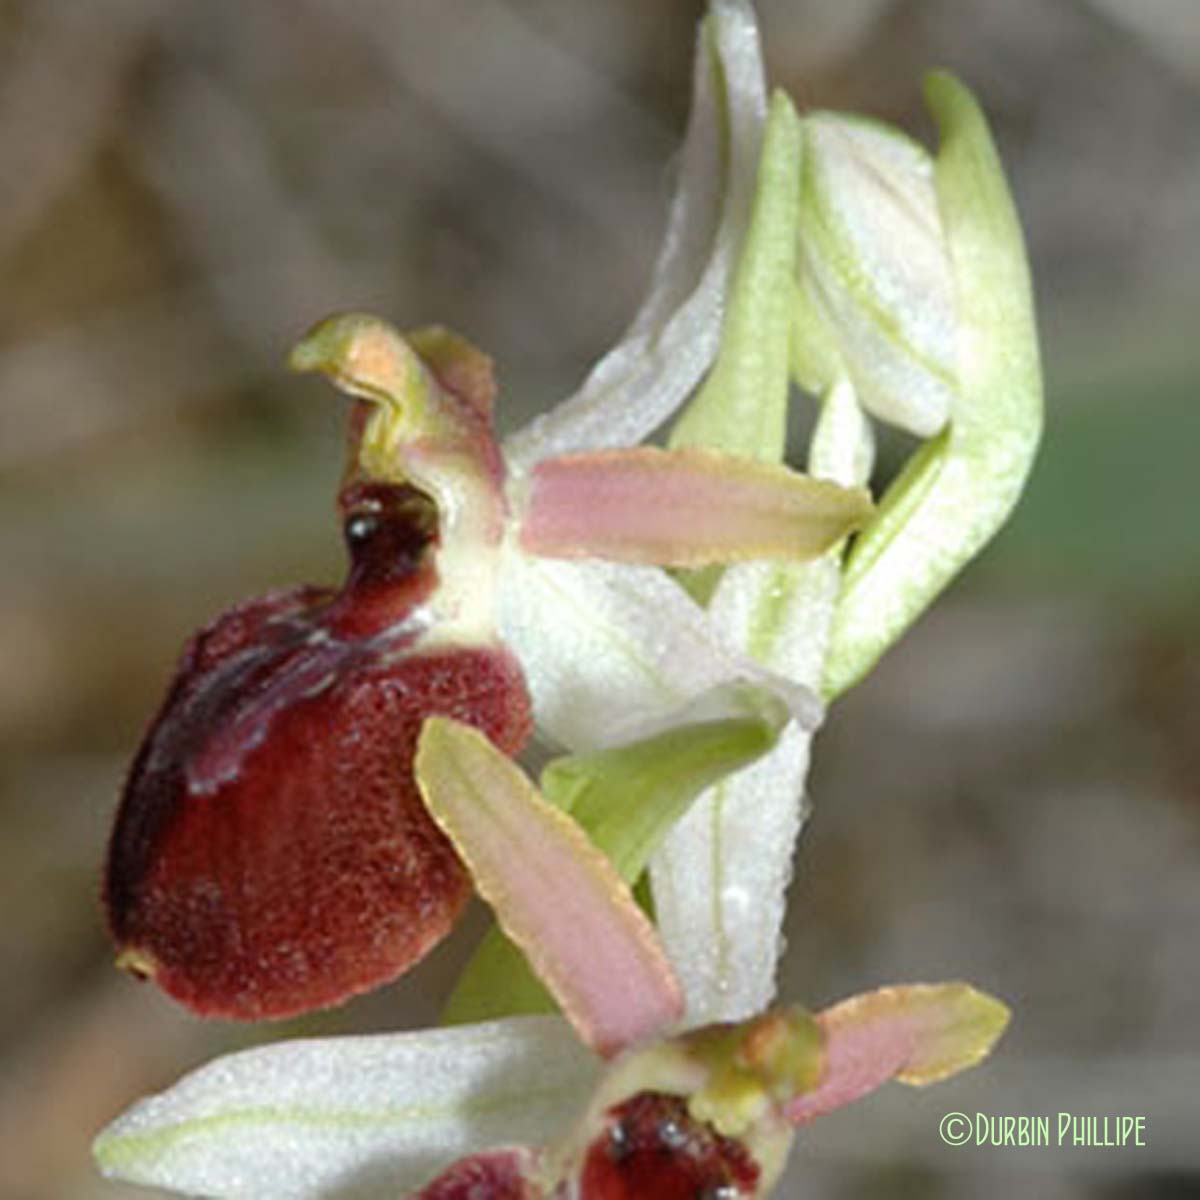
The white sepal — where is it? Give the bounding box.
[650,720,811,1026]
[502,0,767,471]
[94,1016,597,1200]
[652,381,874,1024]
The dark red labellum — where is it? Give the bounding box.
[105,478,530,1020]
[412,1149,540,1199]
[577,1092,761,1200]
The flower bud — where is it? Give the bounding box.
[795,112,958,438]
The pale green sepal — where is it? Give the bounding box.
[443,706,785,1027]
[94,1016,596,1200]
[834,427,947,602]
[670,89,802,462]
[729,379,873,684]
[547,707,782,881]
[665,86,802,619]
[822,73,1043,699]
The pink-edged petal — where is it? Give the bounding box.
[785,983,1011,1126]
[518,446,870,566]
[415,718,684,1059]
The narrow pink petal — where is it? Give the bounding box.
[784,983,1010,1126]
[415,718,684,1059]
[518,446,870,566]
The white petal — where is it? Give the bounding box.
[94,1016,596,1200]
[502,0,766,471]
[497,552,819,753]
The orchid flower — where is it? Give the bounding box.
[98,711,1010,1199]
[103,0,869,1023]
[97,978,1009,1200]
[96,0,1042,1195]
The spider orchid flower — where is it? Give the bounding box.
[103,309,868,1021]
[97,713,1010,1199]
[102,0,872,1022]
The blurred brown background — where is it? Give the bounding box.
[1,1,1198,1197]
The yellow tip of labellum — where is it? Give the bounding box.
[115,946,158,980]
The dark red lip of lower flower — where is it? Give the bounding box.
[412,1149,540,1200]
[578,1092,761,1200]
